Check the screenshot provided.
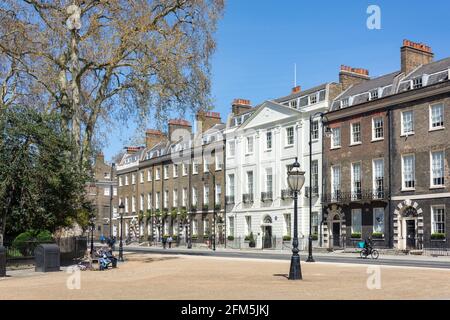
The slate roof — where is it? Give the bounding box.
[275,83,329,103]
[331,57,450,111]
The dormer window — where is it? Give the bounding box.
[413,77,423,89]
[309,94,317,105]
[319,90,326,102]
[370,89,378,101]
[341,98,349,108]
[300,96,308,107]
[289,100,298,108]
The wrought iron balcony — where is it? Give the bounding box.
[305,186,319,198]
[225,195,235,205]
[323,189,388,204]
[242,193,254,204]
[281,189,294,200]
[261,191,273,202]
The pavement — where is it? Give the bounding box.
[121,244,450,269]
[1,252,450,300]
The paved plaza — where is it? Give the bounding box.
[1,253,450,300]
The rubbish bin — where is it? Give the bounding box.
[35,244,60,272]
[0,246,6,277]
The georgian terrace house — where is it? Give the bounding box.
[115,112,226,245]
[224,81,341,249]
[87,153,118,239]
[323,40,450,251]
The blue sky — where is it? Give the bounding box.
[103,0,450,161]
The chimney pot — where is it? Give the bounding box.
[401,39,434,74]
[231,98,252,115]
[339,65,370,90]
[292,86,301,94]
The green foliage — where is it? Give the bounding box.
[191,234,198,240]
[311,234,318,241]
[179,208,188,223]
[248,232,256,247]
[161,210,168,222]
[0,106,91,239]
[170,208,178,219]
[12,230,53,255]
[227,236,234,241]
[283,235,292,241]
[145,209,153,221]
[372,232,384,239]
[351,232,362,239]
[36,230,53,242]
[138,210,144,222]
[431,233,446,240]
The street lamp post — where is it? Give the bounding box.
[307,112,331,263]
[90,216,95,256]
[202,168,216,251]
[118,202,125,261]
[109,162,115,238]
[287,157,306,280]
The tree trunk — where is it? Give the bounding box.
[70,29,82,164]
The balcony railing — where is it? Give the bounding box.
[242,193,254,204]
[323,189,388,203]
[261,191,273,202]
[225,195,235,205]
[281,189,294,200]
[305,186,319,198]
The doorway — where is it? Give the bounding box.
[263,226,272,249]
[406,220,416,249]
[332,222,341,247]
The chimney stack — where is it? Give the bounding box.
[145,129,166,149]
[196,111,222,134]
[168,119,192,142]
[339,65,370,91]
[96,152,105,164]
[401,39,434,75]
[125,146,142,154]
[291,86,301,94]
[231,99,252,115]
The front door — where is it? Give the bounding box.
[332,222,341,247]
[263,226,272,249]
[406,220,416,249]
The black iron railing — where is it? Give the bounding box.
[281,189,294,200]
[242,193,254,204]
[225,195,235,205]
[261,191,273,202]
[323,189,388,203]
[305,186,319,198]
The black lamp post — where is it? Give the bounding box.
[307,112,331,263]
[90,216,95,256]
[109,162,115,238]
[287,157,306,280]
[118,201,125,261]
[202,168,216,251]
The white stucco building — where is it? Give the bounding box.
[225,84,339,249]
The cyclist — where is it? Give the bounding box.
[364,237,373,253]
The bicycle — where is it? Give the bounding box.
[360,246,379,259]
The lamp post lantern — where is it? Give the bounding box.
[118,202,125,261]
[287,157,306,280]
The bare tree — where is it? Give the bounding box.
[0,0,224,168]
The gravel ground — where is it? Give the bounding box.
[0,253,449,300]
